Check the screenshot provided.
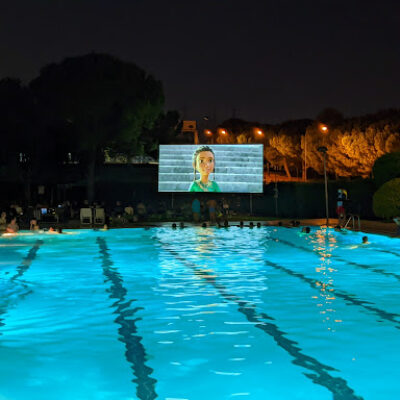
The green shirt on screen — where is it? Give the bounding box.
[189,180,221,192]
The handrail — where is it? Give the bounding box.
[344,214,361,230]
[344,215,353,229]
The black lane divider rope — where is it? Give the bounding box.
[10,240,43,281]
[277,237,400,283]
[263,257,400,330]
[161,244,364,400]
[374,248,400,258]
[0,240,43,334]
[96,237,157,400]
[218,241,400,330]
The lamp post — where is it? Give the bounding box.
[303,133,307,181]
[317,146,329,226]
[204,129,213,143]
[218,128,228,143]
[255,128,263,137]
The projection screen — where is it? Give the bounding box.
[158,144,264,193]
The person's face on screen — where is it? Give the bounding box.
[195,151,215,177]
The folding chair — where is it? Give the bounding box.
[80,208,93,225]
[94,208,105,225]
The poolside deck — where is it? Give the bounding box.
[4,217,398,238]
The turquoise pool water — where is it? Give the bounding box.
[0,226,399,400]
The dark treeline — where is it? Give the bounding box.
[1,53,400,206]
[0,53,180,203]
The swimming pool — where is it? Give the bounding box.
[0,226,399,400]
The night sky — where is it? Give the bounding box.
[1,0,399,124]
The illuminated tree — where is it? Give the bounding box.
[217,118,312,177]
[267,120,310,177]
[304,120,400,178]
[269,133,301,177]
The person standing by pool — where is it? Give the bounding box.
[191,198,200,222]
[189,146,221,192]
[393,216,400,236]
[206,198,217,223]
[336,188,347,226]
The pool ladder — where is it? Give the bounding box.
[344,214,361,230]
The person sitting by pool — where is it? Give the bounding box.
[136,201,147,221]
[189,146,221,192]
[6,217,19,233]
[30,219,40,231]
[0,211,7,231]
[113,201,124,218]
[124,205,135,222]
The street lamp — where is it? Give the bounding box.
[317,146,329,227]
[320,124,328,133]
[204,129,213,143]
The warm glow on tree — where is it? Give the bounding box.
[304,123,400,177]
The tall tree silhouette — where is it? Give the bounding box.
[31,53,164,202]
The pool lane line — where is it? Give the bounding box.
[276,237,400,283]
[216,240,400,331]
[374,248,400,258]
[0,240,43,334]
[161,244,364,400]
[96,237,157,400]
[10,240,43,282]
[262,257,400,330]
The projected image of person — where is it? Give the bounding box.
[189,146,221,192]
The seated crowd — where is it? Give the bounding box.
[0,196,246,233]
